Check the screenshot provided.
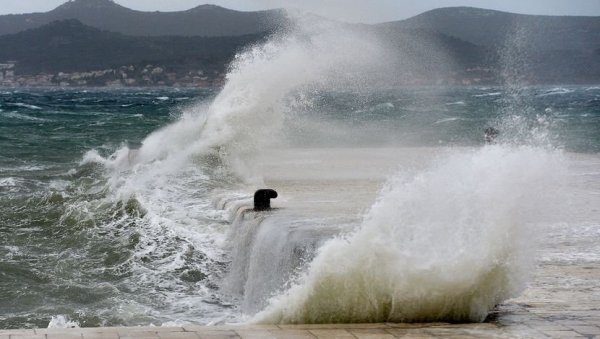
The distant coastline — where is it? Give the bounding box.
[0,62,227,88]
[0,1,598,87]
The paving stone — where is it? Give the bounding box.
[220,326,280,331]
[268,329,315,339]
[569,325,600,335]
[423,328,487,338]
[79,328,120,334]
[542,330,585,338]
[7,335,46,339]
[279,324,387,330]
[308,329,355,338]
[193,330,240,339]
[0,330,36,336]
[583,318,600,325]
[384,323,423,330]
[557,321,592,327]
[233,329,276,339]
[117,330,160,338]
[157,332,201,339]
[36,328,82,337]
[385,323,444,329]
[530,324,571,331]
[46,334,83,339]
[385,328,434,338]
[150,328,185,333]
[82,333,120,339]
[348,329,394,339]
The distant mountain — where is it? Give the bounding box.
[379,7,600,52]
[0,17,483,76]
[378,7,600,83]
[0,19,267,75]
[0,0,286,37]
[0,5,599,85]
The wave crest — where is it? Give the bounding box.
[252,146,566,323]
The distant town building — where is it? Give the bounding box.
[0,61,16,84]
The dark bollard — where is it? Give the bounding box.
[254,189,278,211]
[484,127,499,144]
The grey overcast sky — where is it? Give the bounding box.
[0,0,599,23]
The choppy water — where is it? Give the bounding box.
[0,85,598,328]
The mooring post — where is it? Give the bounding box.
[254,189,278,211]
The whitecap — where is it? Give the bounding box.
[9,103,42,110]
[375,102,394,109]
[47,315,80,329]
[0,177,21,187]
[434,117,462,124]
[13,164,51,171]
[3,112,48,122]
[473,92,502,97]
[538,88,575,97]
[3,246,21,259]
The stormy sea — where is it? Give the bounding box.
[1,17,599,329]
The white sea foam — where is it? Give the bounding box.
[3,245,21,259]
[539,222,600,263]
[473,92,502,97]
[538,88,575,97]
[10,103,42,110]
[3,112,47,122]
[0,177,21,187]
[434,117,463,124]
[252,145,567,323]
[47,315,80,328]
[375,102,395,110]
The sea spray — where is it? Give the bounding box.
[47,315,80,329]
[79,17,396,303]
[93,16,389,185]
[252,145,567,323]
[72,14,397,325]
